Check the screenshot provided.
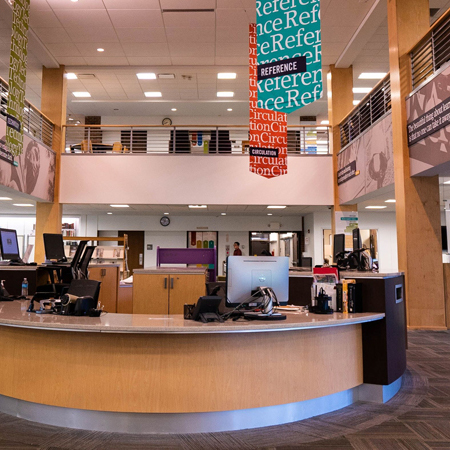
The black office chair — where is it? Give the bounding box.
[71,241,87,280]
[77,245,96,279]
[67,279,101,303]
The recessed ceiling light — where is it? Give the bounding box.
[320,120,329,125]
[188,205,207,209]
[267,205,286,209]
[385,199,396,203]
[0,197,12,201]
[107,212,113,215]
[267,213,273,216]
[171,108,177,111]
[164,212,169,215]
[217,91,234,97]
[158,73,175,79]
[110,204,129,208]
[144,92,162,97]
[353,100,360,106]
[71,0,78,2]
[353,87,372,94]
[66,73,77,79]
[13,203,33,207]
[358,73,387,79]
[97,48,105,52]
[137,73,156,80]
[227,108,233,111]
[218,73,237,79]
[221,213,226,215]
[68,117,74,121]
[73,92,91,98]
[365,206,387,209]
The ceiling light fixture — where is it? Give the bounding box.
[144,92,162,97]
[267,205,286,209]
[0,197,12,201]
[171,108,177,111]
[353,87,372,94]
[107,212,113,215]
[158,73,175,79]
[66,73,77,79]
[188,205,207,209]
[218,73,237,79]
[164,212,169,215]
[221,213,226,215]
[137,73,156,80]
[227,108,233,111]
[72,92,91,98]
[267,213,273,216]
[97,48,105,52]
[217,91,234,97]
[70,0,79,2]
[444,180,450,184]
[13,203,33,207]
[358,72,387,79]
[110,204,129,208]
[385,199,396,203]
[365,206,387,209]
[320,120,329,125]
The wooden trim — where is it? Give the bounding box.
[62,236,126,242]
[0,324,363,413]
[62,124,331,129]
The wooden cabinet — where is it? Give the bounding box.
[89,265,119,313]
[133,269,207,315]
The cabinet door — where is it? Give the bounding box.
[133,274,169,314]
[89,266,119,313]
[169,274,206,315]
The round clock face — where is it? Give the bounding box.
[162,117,172,126]
[160,216,170,227]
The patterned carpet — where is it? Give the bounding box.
[0,330,448,449]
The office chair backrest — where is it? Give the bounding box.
[71,241,87,279]
[67,279,101,302]
[77,245,96,279]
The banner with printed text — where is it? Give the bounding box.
[256,0,322,114]
[250,24,288,178]
[6,0,30,157]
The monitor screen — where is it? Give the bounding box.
[352,228,362,251]
[43,233,66,261]
[0,228,20,261]
[333,234,345,258]
[226,256,289,307]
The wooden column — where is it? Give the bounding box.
[35,66,67,263]
[388,0,446,329]
[327,65,357,235]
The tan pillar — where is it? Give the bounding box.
[327,65,357,238]
[35,66,66,263]
[388,0,446,328]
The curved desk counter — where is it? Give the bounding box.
[0,301,392,433]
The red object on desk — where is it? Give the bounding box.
[313,267,339,280]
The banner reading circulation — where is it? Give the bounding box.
[257,0,322,114]
[7,0,30,157]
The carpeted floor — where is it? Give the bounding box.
[0,330,448,449]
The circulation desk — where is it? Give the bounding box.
[0,301,402,434]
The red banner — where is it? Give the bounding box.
[249,24,287,179]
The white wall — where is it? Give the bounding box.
[60,155,333,206]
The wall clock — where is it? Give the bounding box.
[160,216,170,227]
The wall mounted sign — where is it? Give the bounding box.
[6,0,30,157]
[256,0,322,114]
[249,24,288,178]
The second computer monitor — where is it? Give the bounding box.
[43,233,67,262]
[333,234,345,259]
[0,228,21,262]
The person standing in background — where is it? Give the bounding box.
[233,242,242,256]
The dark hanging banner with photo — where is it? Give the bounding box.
[6,0,30,157]
[256,0,322,114]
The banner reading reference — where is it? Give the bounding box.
[6,0,30,157]
[256,0,322,114]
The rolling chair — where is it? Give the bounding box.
[77,245,96,279]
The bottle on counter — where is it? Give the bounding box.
[21,278,28,297]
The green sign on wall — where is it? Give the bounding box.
[256,0,322,114]
[6,0,30,157]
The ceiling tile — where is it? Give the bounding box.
[216,0,244,8]
[75,43,126,57]
[115,27,167,43]
[29,10,62,28]
[168,43,215,57]
[33,27,72,44]
[215,43,248,57]
[45,43,82,57]
[121,43,170,57]
[55,56,87,65]
[83,56,130,65]
[160,0,215,8]
[216,27,248,43]
[108,10,164,28]
[216,9,250,27]
[30,0,52,11]
[65,27,119,43]
[162,12,215,28]
[165,27,215,44]
[127,56,173,65]
[46,0,105,9]
[171,57,215,65]
[215,56,248,65]
[52,10,112,28]
[103,0,161,8]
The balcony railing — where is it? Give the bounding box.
[0,76,54,148]
[63,124,330,155]
[411,8,450,89]
[339,75,391,148]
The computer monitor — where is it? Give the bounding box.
[333,234,345,259]
[225,256,289,307]
[0,228,21,262]
[352,228,362,251]
[43,233,67,262]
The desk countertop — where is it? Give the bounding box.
[289,271,403,279]
[0,300,384,334]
